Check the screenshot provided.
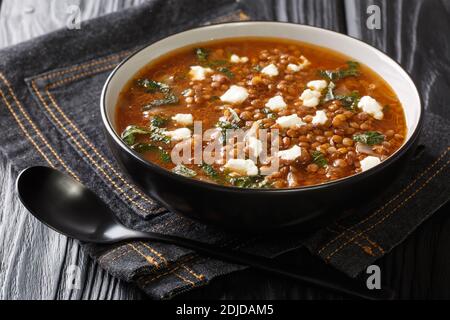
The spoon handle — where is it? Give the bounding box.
[133,232,394,300]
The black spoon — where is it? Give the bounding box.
[16,166,394,300]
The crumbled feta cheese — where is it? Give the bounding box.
[261,64,279,77]
[189,66,213,81]
[312,110,328,125]
[286,56,311,72]
[220,85,249,104]
[171,114,193,126]
[247,136,263,158]
[307,80,328,91]
[166,128,192,141]
[299,55,311,68]
[358,96,384,120]
[224,159,259,176]
[265,95,287,111]
[277,145,302,161]
[230,54,249,63]
[276,114,306,129]
[300,89,322,108]
[360,156,381,171]
[286,64,301,72]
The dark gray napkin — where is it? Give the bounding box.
[0,0,448,299]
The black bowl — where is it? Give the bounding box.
[101,22,423,231]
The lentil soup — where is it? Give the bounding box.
[115,38,407,189]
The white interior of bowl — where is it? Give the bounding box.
[103,22,421,143]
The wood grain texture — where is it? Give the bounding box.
[0,0,146,300]
[0,0,147,47]
[0,0,449,300]
[344,0,450,120]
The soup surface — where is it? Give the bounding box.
[115,38,406,189]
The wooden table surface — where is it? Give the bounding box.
[0,0,449,300]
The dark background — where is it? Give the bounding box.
[0,0,449,300]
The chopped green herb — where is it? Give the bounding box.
[228,175,271,189]
[253,65,263,72]
[131,143,171,162]
[210,95,220,101]
[172,164,197,178]
[137,79,170,93]
[353,131,385,146]
[320,78,360,110]
[150,115,168,127]
[311,151,328,168]
[217,67,234,78]
[194,48,232,75]
[143,92,179,110]
[138,78,179,110]
[319,61,360,81]
[335,91,360,111]
[215,121,241,130]
[159,150,172,163]
[215,120,241,143]
[148,124,170,144]
[200,163,221,182]
[195,48,209,62]
[121,125,151,146]
[205,60,228,67]
[262,107,276,119]
[323,81,336,102]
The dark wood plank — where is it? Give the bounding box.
[0,0,146,300]
[241,0,347,32]
[344,0,450,120]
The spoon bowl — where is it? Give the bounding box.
[16,166,134,243]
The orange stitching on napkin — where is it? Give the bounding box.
[325,226,374,256]
[142,255,198,286]
[182,265,205,281]
[335,222,385,256]
[140,241,168,266]
[0,73,79,180]
[38,51,131,81]
[30,80,151,214]
[0,88,54,167]
[129,243,196,287]
[45,86,154,207]
[326,226,375,257]
[317,148,449,256]
[141,237,258,287]
[47,63,119,89]
[99,245,129,264]
[41,80,154,208]
[109,248,133,264]
[140,240,207,283]
[173,272,196,287]
[325,157,450,262]
[334,222,385,255]
[128,243,159,267]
